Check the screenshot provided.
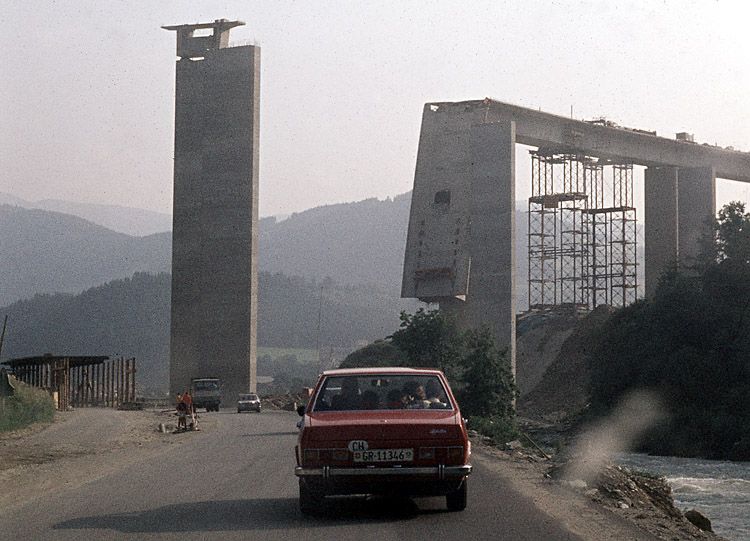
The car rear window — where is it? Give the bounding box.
[312,374,453,412]
[239,394,257,400]
[193,380,218,391]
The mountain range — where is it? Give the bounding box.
[1,192,532,307]
[0,192,172,237]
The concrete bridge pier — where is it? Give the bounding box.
[440,120,517,372]
[645,165,716,297]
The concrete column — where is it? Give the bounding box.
[644,166,679,298]
[464,120,516,373]
[677,166,716,266]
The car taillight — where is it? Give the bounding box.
[446,446,464,462]
[303,448,350,465]
[418,446,464,462]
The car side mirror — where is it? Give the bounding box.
[297,404,306,417]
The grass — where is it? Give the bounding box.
[0,381,55,433]
[257,347,319,364]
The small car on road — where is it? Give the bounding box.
[237,393,261,413]
[295,367,471,513]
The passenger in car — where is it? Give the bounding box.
[330,377,362,410]
[425,380,448,408]
[402,381,431,409]
[385,388,403,409]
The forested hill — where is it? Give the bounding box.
[0,205,170,307]
[259,193,411,293]
[1,272,404,393]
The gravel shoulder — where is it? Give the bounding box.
[0,408,201,513]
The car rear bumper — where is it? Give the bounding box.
[295,464,471,479]
[238,405,261,411]
[296,465,471,497]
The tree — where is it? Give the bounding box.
[586,202,750,460]
[340,308,517,423]
[715,201,750,264]
[458,328,516,418]
[388,309,463,371]
[339,340,406,368]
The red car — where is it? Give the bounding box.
[295,367,472,513]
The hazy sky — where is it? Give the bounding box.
[2,1,749,217]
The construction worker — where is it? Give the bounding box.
[176,394,187,431]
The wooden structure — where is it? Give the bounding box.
[1,356,136,410]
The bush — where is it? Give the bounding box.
[468,415,519,445]
[457,328,516,418]
[0,381,55,432]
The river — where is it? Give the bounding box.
[616,453,750,541]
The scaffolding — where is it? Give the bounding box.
[585,162,638,308]
[528,150,638,311]
[528,150,589,311]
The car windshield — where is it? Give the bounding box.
[239,394,257,401]
[312,374,453,412]
[193,381,218,391]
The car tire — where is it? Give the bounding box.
[446,479,467,511]
[299,480,322,515]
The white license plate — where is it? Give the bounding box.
[353,448,413,462]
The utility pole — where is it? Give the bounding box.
[316,285,325,372]
[0,315,7,360]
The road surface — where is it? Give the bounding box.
[0,409,646,540]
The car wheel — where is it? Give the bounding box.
[446,479,467,511]
[299,480,322,515]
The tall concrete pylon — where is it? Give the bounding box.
[164,19,260,401]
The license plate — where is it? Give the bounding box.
[353,448,413,462]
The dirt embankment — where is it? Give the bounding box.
[474,437,726,541]
[517,306,613,421]
[0,408,197,512]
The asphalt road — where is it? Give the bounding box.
[0,410,584,541]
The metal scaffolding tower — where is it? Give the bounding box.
[583,162,638,308]
[528,150,589,310]
[528,151,638,311]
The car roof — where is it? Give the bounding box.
[321,367,443,376]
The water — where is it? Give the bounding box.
[617,453,750,541]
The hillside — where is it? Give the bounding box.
[0,205,170,307]
[0,272,404,393]
[259,194,412,293]
[0,192,172,236]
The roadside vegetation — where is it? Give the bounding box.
[588,202,750,461]
[0,379,55,433]
[341,309,518,442]
[257,351,322,395]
